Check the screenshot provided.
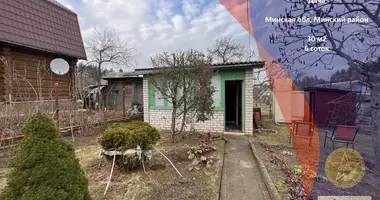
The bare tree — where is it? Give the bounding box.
[208,36,255,63]
[269,0,380,172]
[253,83,271,106]
[150,49,215,140]
[85,27,136,107]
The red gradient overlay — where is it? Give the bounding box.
[220,0,320,197]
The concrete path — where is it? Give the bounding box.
[220,135,270,200]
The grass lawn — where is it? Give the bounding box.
[0,131,224,200]
[251,118,380,199]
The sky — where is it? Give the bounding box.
[55,0,360,80]
[56,0,261,70]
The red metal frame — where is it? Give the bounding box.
[324,125,359,149]
[289,121,315,146]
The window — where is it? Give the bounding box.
[149,82,171,109]
[154,87,164,106]
[148,73,225,110]
[211,74,221,107]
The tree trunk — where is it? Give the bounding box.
[171,103,177,141]
[371,82,380,174]
[178,83,188,135]
[179,110,187,135]
[97,62,102,110]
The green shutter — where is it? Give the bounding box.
[148,82,155,107]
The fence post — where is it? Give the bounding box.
[55,83,59,128]
[123,87,126,118]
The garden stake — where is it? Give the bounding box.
[55,83,59,128]
[142,155,146,174]
[104,147,117,195]
[153,146,183,177]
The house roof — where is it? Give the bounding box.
[134,61,264,75]
[102,71,143,80]
[0,0,86,59]
[314,80,369,91]
[303,87,352,93]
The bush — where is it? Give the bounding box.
[0,112,90,200]
[100,121,160,170]
[100,121,160,151]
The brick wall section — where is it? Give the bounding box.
[148,110,224,133]
[143,79,150,123]
[245,69,254,135]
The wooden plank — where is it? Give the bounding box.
[11,88,71,93]
[11,81,71,88]
[11,90,71,96]
[10,72,71,80]
[11,96,71,102]
[13,92,71,97]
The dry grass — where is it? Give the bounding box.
[0,131,223,200]
[75,132,223,200]
[0,168,7,191]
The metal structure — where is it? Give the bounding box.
[324,91,358,128]
[50,58,70,127]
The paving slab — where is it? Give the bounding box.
[220,135,271,200]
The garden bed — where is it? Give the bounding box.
[251,120,299,199]
[0,131,225,200]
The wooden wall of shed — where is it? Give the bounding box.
[133,81,143,104]
[0,45,76,102]
[106,79,143,109]
[0,46,5,102]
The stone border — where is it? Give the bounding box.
[249,141,281,200]
[214,139,226,200]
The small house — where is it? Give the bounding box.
[135,61,264,135]
[0,0,86,103]
[102,72,143,110]
[303,87,357,127]
[315,80,371,126]
[315,80,371,96]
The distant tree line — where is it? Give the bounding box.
[293,75,328,89]
[293,58,380,89]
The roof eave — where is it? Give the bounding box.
[134,62,264,75]
[103,76,143,80]
[304,87,352,93]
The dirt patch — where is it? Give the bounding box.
[78,132,224,200]
[251,118,380,199]
[251,121,299,199]
[0,131,224,200]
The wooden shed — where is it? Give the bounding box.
[304,87,357,127]
[102,72,143,110]
[0,0,86,103]
[272,81,358,127]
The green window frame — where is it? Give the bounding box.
[148,82,172,109]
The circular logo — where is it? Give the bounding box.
[325,148,365,188]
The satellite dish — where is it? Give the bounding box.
[50,58,69,75]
